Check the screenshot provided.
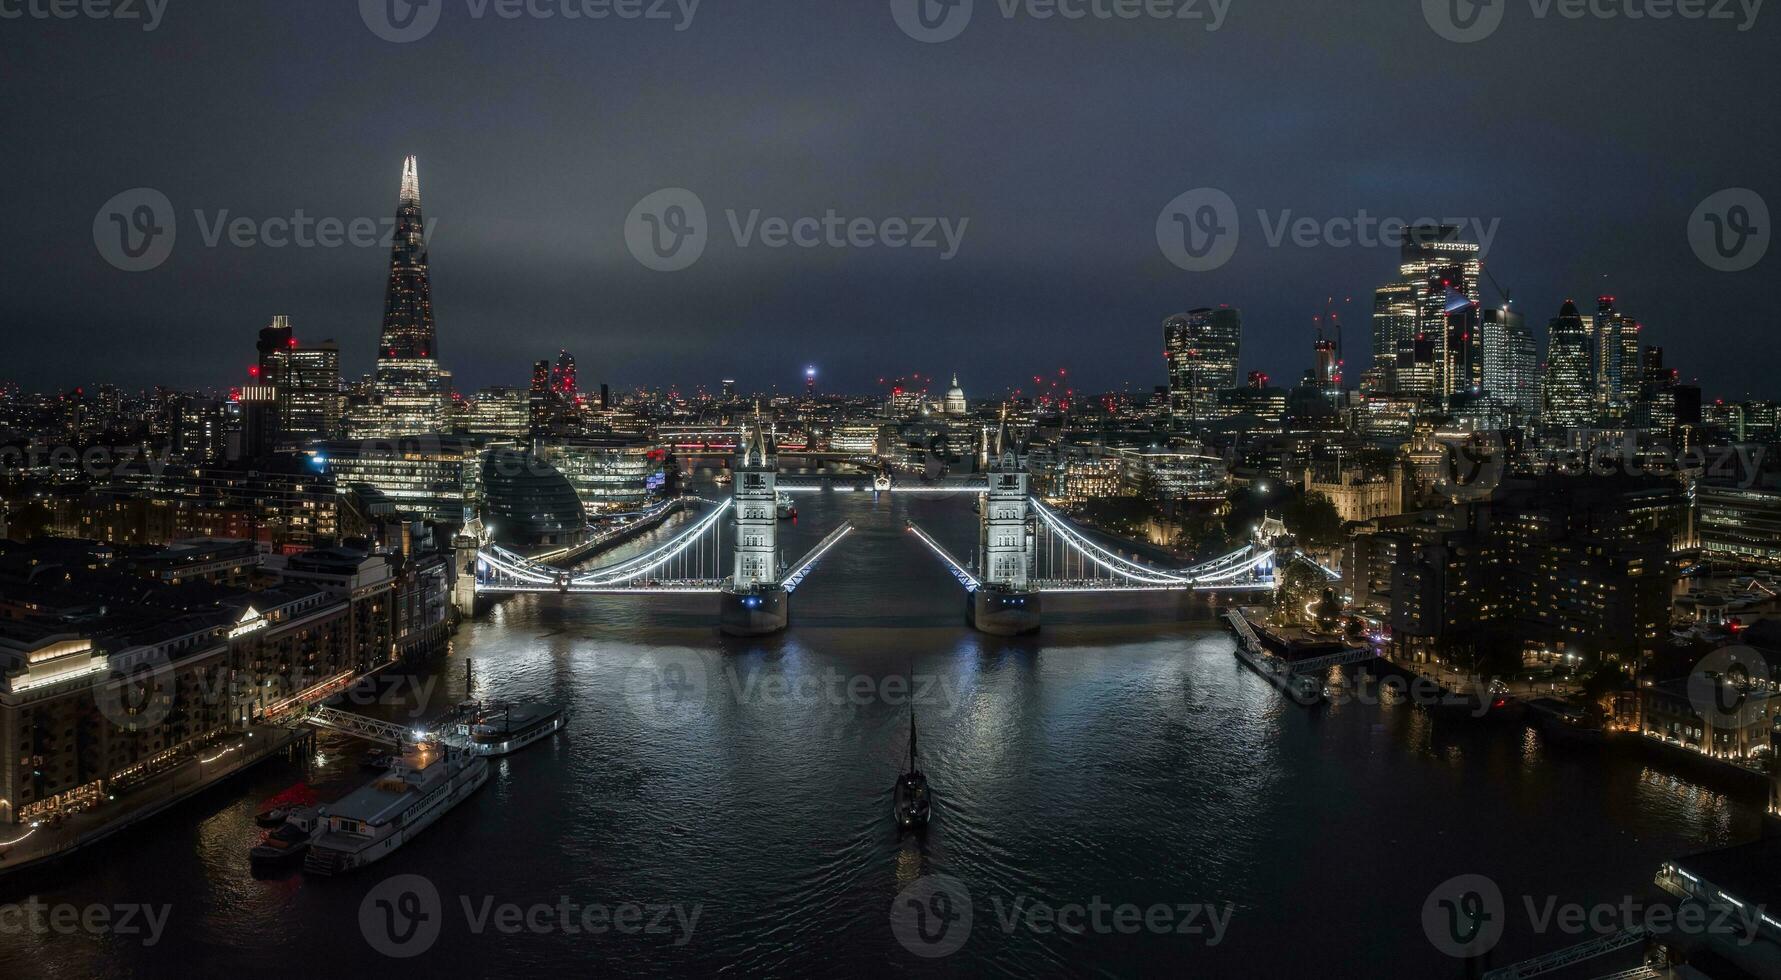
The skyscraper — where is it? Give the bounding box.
[1593,296,1642,419]
[355,156,446,437]
[1164,307,1242,429]
[251,316,340,448]
[552,349,577,399]
[1397,225,1482,400]
[1479,306,1538,422]
[1372,283,1418,388]
[1542,300,1595,429]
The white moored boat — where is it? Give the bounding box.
[303,743,489,876]
[456,703,569,757]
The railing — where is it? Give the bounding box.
[906,523,981,591]
[1481,928,1649,980]
[782,523,855,593]
[298,705,422,747]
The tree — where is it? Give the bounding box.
[1274,562,1326,626]
[1284,491,1344,551]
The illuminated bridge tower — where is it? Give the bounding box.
[970,413,1041,635]
[720,420,788,636]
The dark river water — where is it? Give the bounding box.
[0,490,1765,978]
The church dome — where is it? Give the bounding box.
[944,374,968,415]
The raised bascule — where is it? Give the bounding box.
[471,421,1330,635]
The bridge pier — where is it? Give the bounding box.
[720,586,788,636]
[967,588,1041,636]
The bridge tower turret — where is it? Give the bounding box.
[970,408,1042,635]
[721,417,790,636]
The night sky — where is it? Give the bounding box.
[4,0,1777,399]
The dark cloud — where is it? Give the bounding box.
[4,0,1776,398]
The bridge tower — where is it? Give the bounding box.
[970,410,1041,635]
[721,419,789,636]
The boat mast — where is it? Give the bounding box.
[908,706,918,774]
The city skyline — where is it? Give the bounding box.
[10,4,1781,977]
[8,5,1775,397]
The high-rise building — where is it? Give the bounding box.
[252,316,341,448]
[281,341,342,446]
[1373,283,1418,388]
[1480,306,1538,422]
[1397,225,1482,399]
[357,156,446,437]
[468,387,531,439]
[1593,296,1642,419]
[552,350,577,399]
[1542,300,1595,430]
[1313,338,1340,397]
[1164,307,1242,428]
[1631,345,1678,436]
[1395,335,1440,398]
[236,386,279,459]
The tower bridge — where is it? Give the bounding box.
[473,422,1330,636]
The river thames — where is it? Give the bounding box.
[0,489,1764,977]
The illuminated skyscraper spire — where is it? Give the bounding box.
[400,154,420,205]
[350,155,446,438]
[377,155,436,362]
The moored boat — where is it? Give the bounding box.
[249,807,323,869]
[456,703,569,757]
[303,744,489,876]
